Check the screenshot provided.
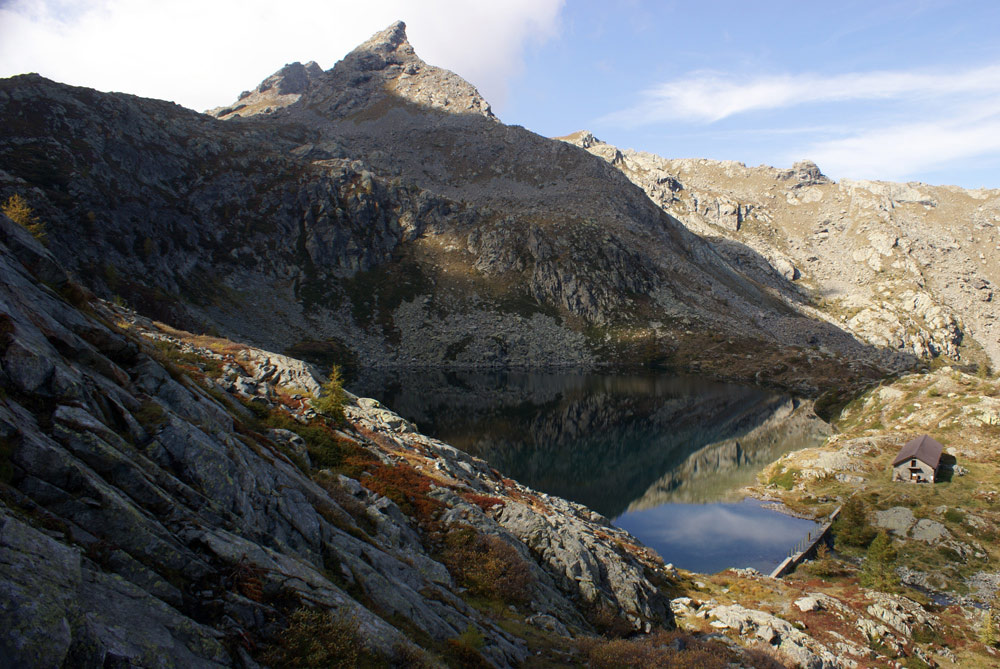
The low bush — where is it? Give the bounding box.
[584,601,637,639]
[445,624,490,668]
[578,630,770,669]
[439,526,533,606]
[943,508,965,524]
[463,493,504,513]
[361,461,443,525]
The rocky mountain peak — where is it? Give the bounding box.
[353,19,411,59]
[210,21,495,122]
[337,20,418,76]
[324,20,495,120]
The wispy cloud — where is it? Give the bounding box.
[604,63,1000,182]
[607,64,1000,124]
[802,108,1000,182]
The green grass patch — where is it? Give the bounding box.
[769,465,800,490]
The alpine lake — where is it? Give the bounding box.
[348,368,829,575]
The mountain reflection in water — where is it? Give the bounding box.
[349,368,829,571]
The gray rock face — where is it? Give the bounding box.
[0,217,675,666]
[707,604,848,668]
[910,518,951,544]
[780,160,833,187]
[208,60,323,117]
[874,506,917,535]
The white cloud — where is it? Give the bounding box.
[607,64,1000,124]
[619,502,811,548]
[800,107,1000,182]
[0,0,564,112]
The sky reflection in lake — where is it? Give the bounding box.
[614,497,820,574]
[349,367,829,573]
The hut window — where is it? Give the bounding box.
[911,459,917,467]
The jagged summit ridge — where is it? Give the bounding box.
[210,21,495,121]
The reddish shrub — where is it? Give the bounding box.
[361,461,444,525]
[463,493,504,512]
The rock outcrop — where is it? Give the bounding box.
[0,212,674,666]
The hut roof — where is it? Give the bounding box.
[892,435,944,469]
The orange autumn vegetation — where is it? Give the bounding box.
[358,459,445,525]
[437,527,533,606]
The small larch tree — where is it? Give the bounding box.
[980,596,999,647]
[1,194,46,243]
[311,365,346,423]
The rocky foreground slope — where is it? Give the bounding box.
[0,211,682,666]
[0,22,905,395]
[560,132,999,371]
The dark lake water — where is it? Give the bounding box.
[348,368,828,574]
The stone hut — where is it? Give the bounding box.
[892,435,943,483]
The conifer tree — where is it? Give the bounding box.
[1,194,46,243]
[834,496,876,549]
[860,530,898,591]
[311,365,346,423]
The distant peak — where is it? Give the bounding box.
[208,59,324,118]
[781,160,832,187]
[560,130,603,149]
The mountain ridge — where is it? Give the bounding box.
[560,130,998,371]
[0,22,907,396]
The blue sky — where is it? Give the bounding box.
[2,0,999,186]
[504,0,1000,187]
